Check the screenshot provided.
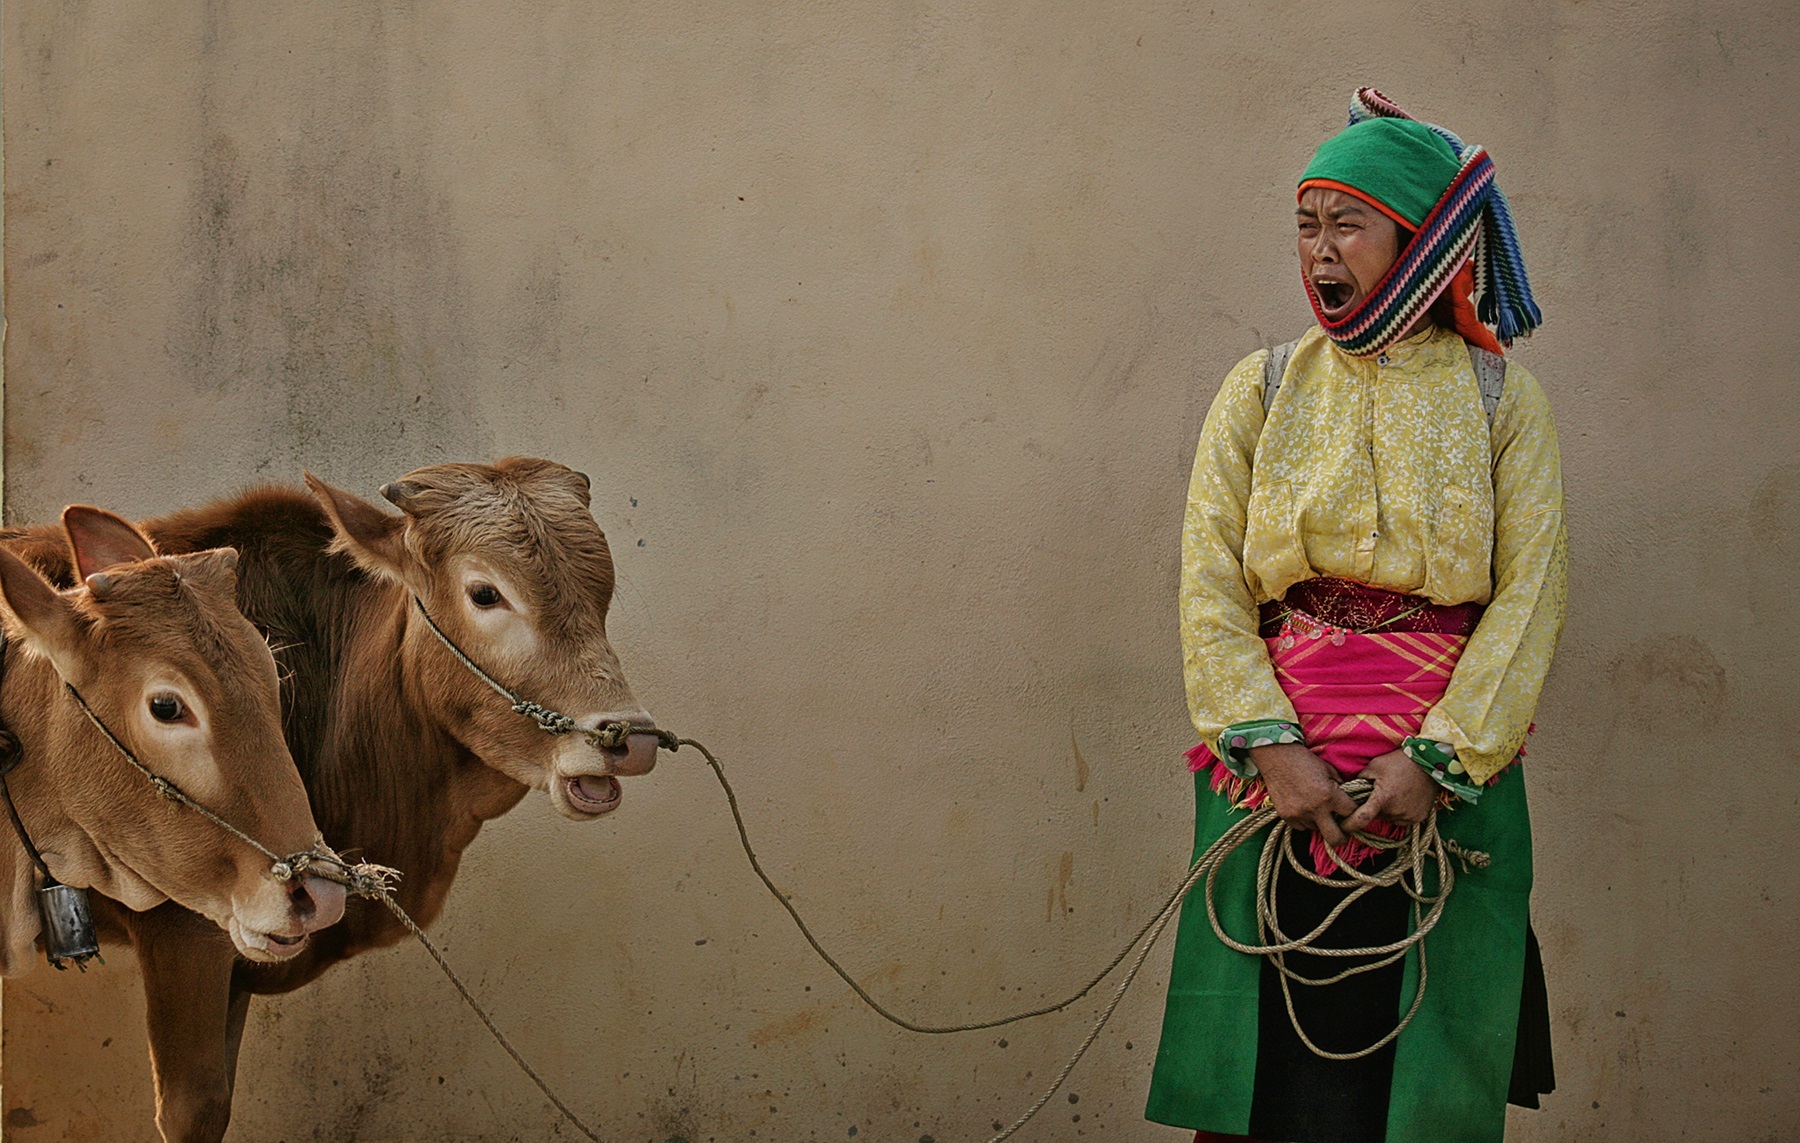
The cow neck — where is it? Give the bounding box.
[0,636,53,882]
[0,635,171,973]
[327,582,525,930]
[0,634,45,975]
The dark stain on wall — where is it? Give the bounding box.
[1749,462,1800,567]
[173,1,492,485]
[1607,633,1729,734]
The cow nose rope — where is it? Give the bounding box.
[409,595,1485,1142]
[0,632,399,968]
[410,597,646,747]
[56,682,401,900]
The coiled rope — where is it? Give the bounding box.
[973,776,1484,1141]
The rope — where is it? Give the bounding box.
[37,644,608,1137]
[59,682,400,899]
[984,779,1477,1140]
[676,735,1463,1050]
[362,885,606,1141]
[409,598,641,749]
[667,732,1162,1033]
[406,602,1488,1140]
[0,635,56,886]
[0,725,54,886]
[662,737,1479,1139]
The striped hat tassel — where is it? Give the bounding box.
[1477,184,1542,343]
[1342,87,1543,346]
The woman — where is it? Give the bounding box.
[1146,89,1565,1143]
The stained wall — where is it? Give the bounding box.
[2,2,1795,1140]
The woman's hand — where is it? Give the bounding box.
[1339,749,1439,835]
[1248,742,1358,847]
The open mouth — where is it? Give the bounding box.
[564,773,623,815]
[232,921,310,961]
[1314,279,1355,316]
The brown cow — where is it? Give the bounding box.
[18,458,659,1142]
[0,509,344,977]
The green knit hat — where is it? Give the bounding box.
[1298,117,1462,226]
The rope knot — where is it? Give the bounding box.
[343,861,401,898]
[511,700,578,735]
[284,844,402,898]
[586,722,684,752]
[589,721,633,750]
[150,776,182,802]
[1445,840,1491,873]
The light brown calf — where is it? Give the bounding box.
[0,508,345,1133]
[16,458,657,1142]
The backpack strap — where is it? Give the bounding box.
[1261,339,1300,414]
[1470,346,1507,426]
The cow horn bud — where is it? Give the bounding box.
[379,481,426,513]
[84,572,115,600]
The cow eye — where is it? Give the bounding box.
[467,584,503,608]
[148,695,185,723]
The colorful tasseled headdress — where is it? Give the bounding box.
[1298,88,1542,357]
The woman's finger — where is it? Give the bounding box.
[1340,790,1382,836]
[1313,807,1347,848]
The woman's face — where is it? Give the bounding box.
[1296,186,1404,321]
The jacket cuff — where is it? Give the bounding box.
[1401,737,1484,802]
[1217,719,1305,779]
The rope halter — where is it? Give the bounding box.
[57,681,400,897]
[408,596,678,753]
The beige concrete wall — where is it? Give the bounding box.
[2,2,1795,1139]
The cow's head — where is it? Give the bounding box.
[0,509,345,963]
[306,458,655,820]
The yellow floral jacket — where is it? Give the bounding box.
[1180,324,1567,786]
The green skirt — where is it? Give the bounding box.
[1146,768,1533,1143]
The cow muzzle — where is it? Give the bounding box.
[601,727,660,777]
[229,874,348,961]
[551,714,660,819]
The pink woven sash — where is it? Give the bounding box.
[1189,580,1477,870]
[1269,613,1466,781]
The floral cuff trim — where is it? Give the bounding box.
[1217,720,1305,779]
[1402,737,1483,802]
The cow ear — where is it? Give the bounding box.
[63,505,157,581]
[568,469,593,509]
[304,474,413,583]
[0,546,84,666]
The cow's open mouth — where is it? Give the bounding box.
[232,921,310,962]
[564,773,623,814]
